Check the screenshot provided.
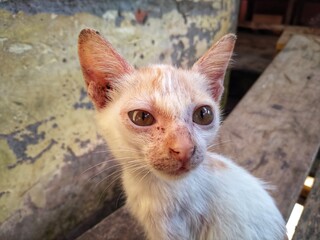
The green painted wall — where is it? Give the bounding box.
[0,1,239,239]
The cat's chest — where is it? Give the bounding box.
[123,170,217,240]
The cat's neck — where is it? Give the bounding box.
[121,163,167,187]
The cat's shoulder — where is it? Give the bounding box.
[204,152,236,172]
[203,152,261,183]
[203,152,269,191]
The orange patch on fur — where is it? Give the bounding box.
[139,67,163,91]
[207,159,227,170]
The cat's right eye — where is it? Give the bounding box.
[128,110,155,126]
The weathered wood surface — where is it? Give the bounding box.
[276,26,320,52]
[215,34,320,221]
[77,207,144,240]
[78,35,320,239]
[292,169,320,240]
[238,21,285,33]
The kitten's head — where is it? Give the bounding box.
[78,29,235,180]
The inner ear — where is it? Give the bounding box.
[78,29,134,110]
[192,34,236,102]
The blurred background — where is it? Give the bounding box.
[0,0,319,240]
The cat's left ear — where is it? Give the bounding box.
[192,34,236,102]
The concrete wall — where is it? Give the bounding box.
[0,1,239,239]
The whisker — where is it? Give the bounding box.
[90,160,144,186]
[92,169,123,188]
[137,169,151,185]
[87,165,121,182]
[207,140,232,150]
[98,174,123,205]
[80,159,118,176]
[109,148,140,152]
[94,149,139,154]
[127,165,149,177]
[80,157,143,179]
[88,160,143,182]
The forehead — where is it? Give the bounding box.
[119,65,214,117]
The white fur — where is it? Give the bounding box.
[95,65,286,240]
[123,153,286,240]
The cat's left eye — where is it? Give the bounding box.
[128,110,155,126]
[193,106,214,125]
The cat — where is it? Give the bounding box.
[78,28,287,240]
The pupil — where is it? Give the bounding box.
[142,112,147,121]
[201,108,206,119]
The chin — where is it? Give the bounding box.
[152,166,195,181]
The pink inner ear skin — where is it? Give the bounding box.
[78,29,133,110]
[192,34,236,102]
[86,81,109,109]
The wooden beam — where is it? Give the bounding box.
[238,21,285,33]
[292,169,320,240]
[276,26,320,52]
[77,207,144,240]
[215,35,320,221]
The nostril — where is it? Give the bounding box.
[169,148,180,155]
[169,145,196,163]
[191,146,196,156]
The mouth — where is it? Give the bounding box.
[151,157,201,178]
[168,165,191,176]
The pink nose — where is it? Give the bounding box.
[169,140,195,163]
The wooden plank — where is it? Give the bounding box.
[215,35,320,221]
[77,207,144,240]
[276,26,320,52]
[238,21,285,33]
[292,169,320,240]
[252,14,283,25]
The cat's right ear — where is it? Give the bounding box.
[78,29,134,110]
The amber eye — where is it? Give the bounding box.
[128,110,155,126]
[193,106,214,125]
